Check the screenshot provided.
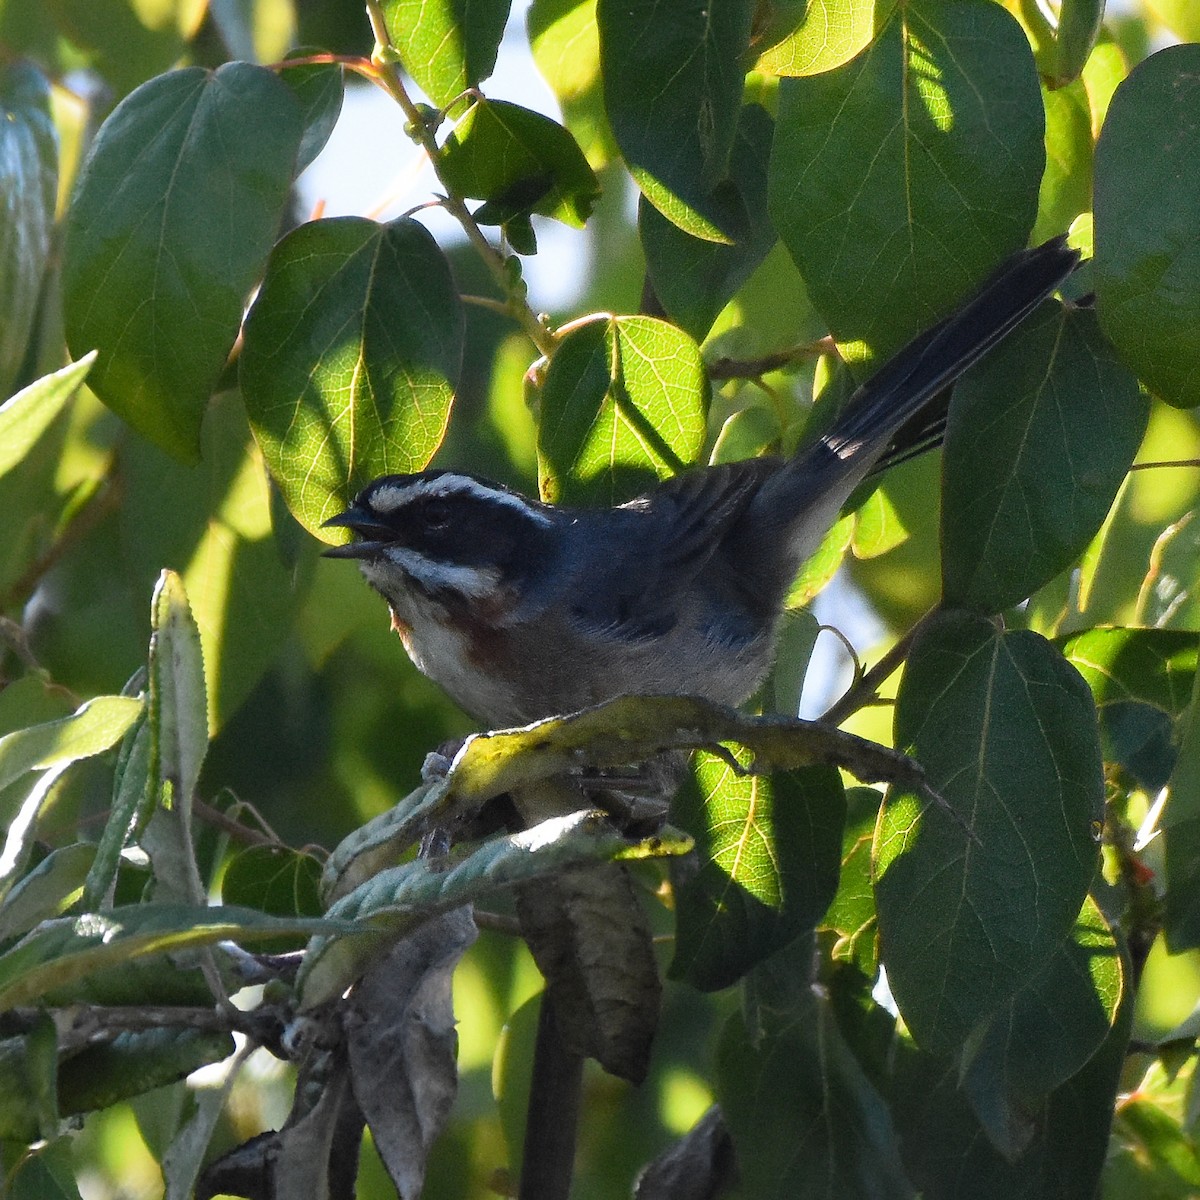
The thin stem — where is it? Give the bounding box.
[519,992,583,1200]
[270,53,380,80]
[821,607,938,727]
[1135,512,1193,625]
[708,337,839,381]
[461,293,515,317]
[1,462,122,613]
[362,1,557,358]
[1130,459,1200,471]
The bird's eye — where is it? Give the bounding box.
[423,499,452,531]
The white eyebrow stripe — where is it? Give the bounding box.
[369,475,554,526]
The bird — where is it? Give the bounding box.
[323,238,1079,729]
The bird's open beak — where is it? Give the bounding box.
[321,506,394,559]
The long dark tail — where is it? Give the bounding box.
[751,236,1080,569]
[826,236,1080,459]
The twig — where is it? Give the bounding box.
[1,464,122,612]
[519,992,583,1200]
[707,337,838,381]
[362,1,557,358]
[192,796,285,849]
[820,608,937,728]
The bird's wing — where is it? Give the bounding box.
[561,460,778,641]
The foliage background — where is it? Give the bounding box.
[0,0,1199,1197]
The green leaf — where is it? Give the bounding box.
[241,216,463,535]
[537,316,708,504]
[0,844,96,942]
[83,718,151,911]
[279,56,345,175]
[144,570,208,905]
[755,0,894,77]
[159,1084,227,1200]
[492,992,540,1173]
[1113,1097,1200,1194]
[1164,667,1200,951]
[875,612,1103,1054]
[57,1028,234,1119]
[36,955,214,1010]
[25,1010,57,1139]
[640,104,776,341]
[718,986,914,1199]
[0,355,95,481]
[527,0,615,166]
[597,0,755,240]
[1061,628,1198,716]
[1062,626,1198,791]
[824,787,882,976]
[1052,0,1105,87]
[299,809,682,1008]
[0,904,348,1011]
[787,513,855,608]
[0,695,143,796]
[7,1137,81,1198]
[768,608,821,719]
[941,304,1148,614]
[768,0,1044,364]
[1080,36,1126,140]
[380,0,512,106]
[852,486,910,560]
[961,896,1123,1158]
[149,570,208,808]
[321,781,446,903]
[1094,43,1200,408]
[63,63,304,462]
[0,61,57,400]
[1032,80,1093,245]
[670,760,845,991]
[892,975,1132,1198]
[222,845,323,918]
[439,98,600,227]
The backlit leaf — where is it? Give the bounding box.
[439,98,599,227]
[670,759,845,990]
[0,355,95,481]
[755,0,894,77]
[538,316,708,504]
[640,104,776,341]
[768,0,1043,365]
[0,695,142,796]
[380,0,511,106]
[241,216,463,535]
